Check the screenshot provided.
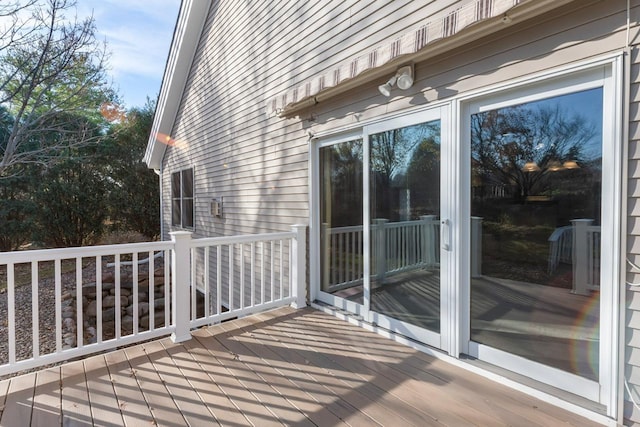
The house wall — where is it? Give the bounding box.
[160,0,640,423]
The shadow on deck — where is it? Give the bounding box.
[0,307,601,426]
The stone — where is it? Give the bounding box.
[61,291,73,301]
[120,288,132,297]
[121,315,134,333]
[102,308,116,322]
[154,298,165,310]
[103,295,116,308]
[102,272,115,282]
[126,302,150,317]
[140,312,166,329]
[61,306,75,319]
[153,276,165,286]
[63,317,76,332]
[64,336,76,347]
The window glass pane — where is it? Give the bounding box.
[171,171,181,198]
[183,198,194,228]
[369,121,441,332]
[171,199,181,226]
[470,88,602,379]
[183,169,194,198]
[319,140,363,295]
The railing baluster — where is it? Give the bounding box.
[240,244,245,310]
[216,245,222,315]
[204,246,210,318]
[96,256,102,344]
[55,259,62,352]
[229,244,234,309]
[76,257,83,349]
[191,247,196,321]
[270,241,275,302]
[8,263,15,364]
[133,252,139,335]
[288,238,293,298]
[164,249,170,327]
[149,250,155,331]
[31,262,39,359]
[251,242,255,307]
[260,241,265,305]
[280,240,284,300]
[115,254,121,340]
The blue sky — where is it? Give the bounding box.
[77,1,181,109]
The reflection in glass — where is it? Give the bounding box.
[319,140,364,294]
[470,88,603,379]
[370,121,441,332]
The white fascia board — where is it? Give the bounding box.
[144,0,211,169]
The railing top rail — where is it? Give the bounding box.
[325,225,363,234]
[0,241,174,264]
[548,226,573,242]
[190,231,296,248]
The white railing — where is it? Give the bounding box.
[322,217,440,290]
[547,219,600,295]
[548,225,573,274]
[0,225,306,377]
[372,216,440,282]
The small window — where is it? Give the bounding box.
[171,168,194,228]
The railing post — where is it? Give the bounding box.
[291,224,307,309]
[170,231,192,343]
[373,219,389,283]
[471,217,483,278]
[571,219,593,296]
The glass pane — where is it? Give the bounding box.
[171,171,181,198]
[319,140,364,296]
[171,199,181,226]
[183,198,194,228]
[470,88,602,379]
[182,169,194,198]
[370,121,441,332]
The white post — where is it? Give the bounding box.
[170,231,192,343]
[471,217,483,278]
[321,222,330,291]
[373,219,389,283]
[291,224,307,309]
[571,219,593,296]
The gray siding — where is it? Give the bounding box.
[160,0,640,423]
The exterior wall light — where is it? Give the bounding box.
[378,65,414,97]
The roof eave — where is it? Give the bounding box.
[144,0,211,170]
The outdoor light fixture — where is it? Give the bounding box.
[378,65,414,97]
[522,161,540,172]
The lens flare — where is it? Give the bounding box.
[570,293,600,378]
[155,132,187,149]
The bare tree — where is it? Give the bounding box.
[0,0,114,175]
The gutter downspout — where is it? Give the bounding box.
[157,165,165,241]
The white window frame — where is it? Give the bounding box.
[171,167,195,229]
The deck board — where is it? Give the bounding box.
[0,307,606,426]
[31,368,60,427]
[60,360,92,426]
[83,354,124,427]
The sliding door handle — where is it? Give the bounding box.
[441,219,452,251]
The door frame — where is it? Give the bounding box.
[308,52,623,416]
[455,55,623,409]
[310,104,451,351]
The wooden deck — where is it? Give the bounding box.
[0,307,602,426]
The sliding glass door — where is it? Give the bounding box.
[316,107,448,349]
